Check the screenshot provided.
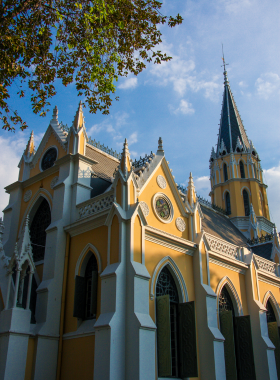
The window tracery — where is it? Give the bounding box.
[30,199,51,262]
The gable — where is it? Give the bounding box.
[139,163,189,240]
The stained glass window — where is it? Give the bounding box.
[41,148,57,171]
[30,199,51,262]
[155,197,171,220]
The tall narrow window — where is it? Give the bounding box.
[240,161,245,178]
[30,198,51,262]
[243,189,250,216]
[254,164,258,179]
[223,163,228,182]
[225,192,231,215]
[73,252,98,320]
[266,300,280,379]
[156,266,198,378]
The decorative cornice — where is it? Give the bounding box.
[254,254,279,277]
[77,191,114,220]
[209,252,247,274]
[64,213,108,237]
[204,232,240,260]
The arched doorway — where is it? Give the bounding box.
[156,266,197,378]
[266,299,280,378]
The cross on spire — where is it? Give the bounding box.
[221,44,229,84]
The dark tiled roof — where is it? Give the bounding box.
[251,243,273,261]
[201,205,248,247]
[85,144,119,182]
[217,83,250,154]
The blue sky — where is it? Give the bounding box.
[1,0,280,228]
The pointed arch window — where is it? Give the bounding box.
[30,198,51,262]
[266,299,280,378]
[240,161,245,178]
[243,189,250,216]
[223,163,228,182]
[156,266,197,378]
[73,252,98,320]
[225,192,231,215]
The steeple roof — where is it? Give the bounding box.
[217,65,250,154]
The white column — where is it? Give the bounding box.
[5,272,12,310]
[12,269,21,308]
[25,272,33,310]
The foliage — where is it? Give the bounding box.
[0,0,183,131]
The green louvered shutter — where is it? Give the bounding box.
[90,271,98,316]
[234,315,256,380]
[178,301,198,378]
[268,322,280,378]
[220,310,238,380]
[73,275,86,319]
[156,295,172,377]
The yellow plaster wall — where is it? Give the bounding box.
[17,172,58,237]
[60,336,95,380]
[209,262,248,315]
[259,281,280,308]
[110,215,119,264]
[64,226,108,334]
[116,179,122,206]
[79,132,85,155]
[130,181,135,205]
[196,210,201,234]
[139,165,189,240]
[133,215,142,263]
[24,337,36,380]
[68,133,74,154]
[29,133,66,177]
[201,242,208,285]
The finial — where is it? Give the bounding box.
[157,137,164,154]
[221,44,229,84]
[53,106,58,120]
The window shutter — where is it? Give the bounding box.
[156,295,172,377]
[220,310,238,380]
[73,275,86,319]
[234,315,256,380]
[90,271,98,316]
[178,301,198,378]
[268,322,280,378]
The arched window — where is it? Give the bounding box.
[266,299,280,378]
[156,266,198,378]
[243,189,250,216]
[219,286,256,379]
[223,163,228,182]
[225,192,231,215]
[30,198,51,262]
[240,161,245,178]
[253,164,258,179]
[73,252,98,320]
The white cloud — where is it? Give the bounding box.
[119,77,138,90]
[263,163,280,229]
[255,73,280,99]
[194,175,211,199]
[0,134,28,216]
[128,132,138,145]
[221,0,252,14]
[170,99,195,115]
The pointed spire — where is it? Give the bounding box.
[210,147,216,162]
[120,138,131,178]
[217,58,250,156]
[50,105,59,127]
[248,203,260,239]
[73,101,84,131]
[157,137,164,155]
[187,172,196,207]
[24,131,35,158]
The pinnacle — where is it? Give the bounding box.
[157,137,164,154]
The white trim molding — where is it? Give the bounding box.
[150,256,188,303]
[263,290,280,324]
[75,243,102,277]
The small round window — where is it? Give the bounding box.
[41,148,57,171]
[153,193,173,223]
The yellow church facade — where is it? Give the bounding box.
[0,67,279,380]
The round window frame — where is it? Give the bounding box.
[40,146,58,172]
[152,192,174,224]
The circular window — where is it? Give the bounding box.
[41,148,57,171]
[153,193,173,223]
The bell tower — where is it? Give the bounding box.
[209,56,274,238]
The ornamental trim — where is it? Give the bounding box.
[24,190,32,202]
[206,234,238,259]
[50,176,59,189]
[78,194,114,219]
[175,217,186,232]
[140,201,149,216]
[156,175,167,189]
[254,255,278,276]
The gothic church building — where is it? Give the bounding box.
[0,66,280,380]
